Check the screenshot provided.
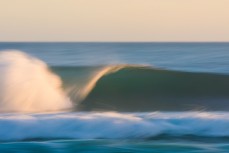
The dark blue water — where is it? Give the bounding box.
[0,42,229,153]
[1,42,229,73]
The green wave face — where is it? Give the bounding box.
[52,65,229,112]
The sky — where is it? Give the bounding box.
[0,0,229,42]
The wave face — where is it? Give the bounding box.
[52,65,229,111]
[0,51,71,113]
[1,111,229,141]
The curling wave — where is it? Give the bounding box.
[52,65,229,111]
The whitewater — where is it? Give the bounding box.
[1,111,229,141]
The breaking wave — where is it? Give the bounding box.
[52,65,229,111]
[1,50,229,112]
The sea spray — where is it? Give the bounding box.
[0,51,72,112]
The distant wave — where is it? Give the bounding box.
[1,111,229,141]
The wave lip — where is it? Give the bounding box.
[1,112,229,141]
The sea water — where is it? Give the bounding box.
[0,42,229,152]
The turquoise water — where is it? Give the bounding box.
[0,42,229,152]
[2,139,229,153]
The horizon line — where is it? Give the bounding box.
[1,41,229,43]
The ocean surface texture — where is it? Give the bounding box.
[0,42,229,153]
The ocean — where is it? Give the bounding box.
[0,42,229,152]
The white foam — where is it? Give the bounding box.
[0,111,229,141]
[0,50,72,112]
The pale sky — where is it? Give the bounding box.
[0,0,229,42]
